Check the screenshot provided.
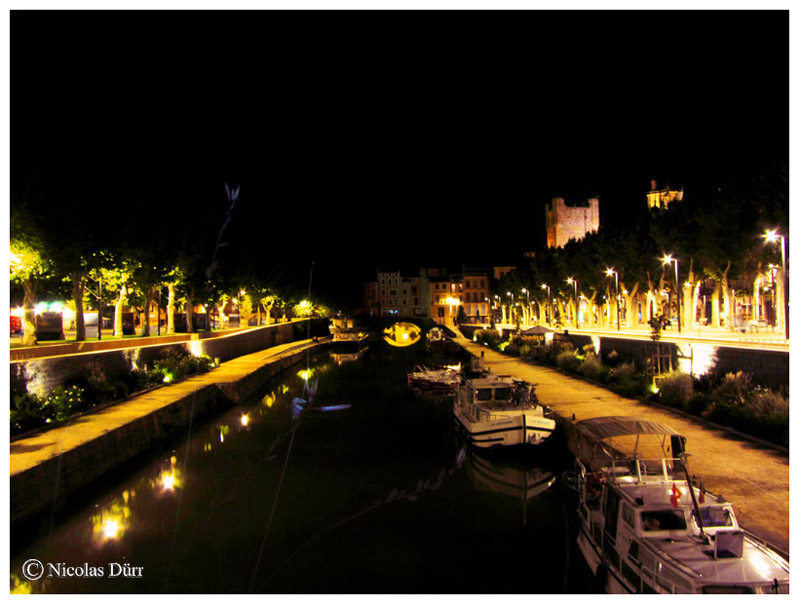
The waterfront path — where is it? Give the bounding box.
[454,334,790,555]
[10,338,326,524]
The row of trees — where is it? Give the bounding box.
[492,166,788,333]
[10,164,328,346]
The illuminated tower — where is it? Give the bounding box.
[646,180,684,210]
[545,197,600,248]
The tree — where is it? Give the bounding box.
[10,241,52,345]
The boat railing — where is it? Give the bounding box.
[598,456,683,484]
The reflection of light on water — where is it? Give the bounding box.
[103,519,120,539]
[383,322,421,347]
[160,455,180,492]
[240,413,250,427]
[298,369,315,381]
[92,500,132,546]
[262,392,276,407]
[161,473,176,491]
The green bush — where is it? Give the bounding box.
[474,329,503,349]
[657,371,694,409]
[43,384,87,422]
[556,347,580,373]
[10,392,47,435]
[578,353,608,382]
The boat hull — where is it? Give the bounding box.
[453,406,555,448]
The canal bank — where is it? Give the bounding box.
[10,338,329,527]
[453,334,790,556]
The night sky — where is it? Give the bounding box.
[10,10,788,308]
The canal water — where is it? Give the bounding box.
[10,339,600,594]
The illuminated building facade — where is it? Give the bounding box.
[646,180,684,210]
[545,197,600,248]
[377,271,424,317]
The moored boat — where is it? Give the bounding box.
[407,363,461,395]
[453,373,556,448]
[564,416,789,594]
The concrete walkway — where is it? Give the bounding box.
[10,338,325,524]
[455,334,790,555]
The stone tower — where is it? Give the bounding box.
[545,197,600,248]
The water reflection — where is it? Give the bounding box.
[11,348,591,594]
[383,322,421,347]
[466,449,555,502]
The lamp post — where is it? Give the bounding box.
[605,268,620,331]
[567,277,579,329]
[662,256,681,333]
[541,284,551,325]
[521,288,530,326]
[764,229,788,340]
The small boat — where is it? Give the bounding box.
[564,416,789,594]
[407,364,461,394]
[330,317,368,343]
[453,374,556,448]
[426,326,461,355]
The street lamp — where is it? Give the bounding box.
[605,268,620,331]
[566,277,579,329]
[764,229,788,340]
[661,256,681,333]
[541,284,551,325]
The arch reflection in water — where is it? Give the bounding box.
[383,322,422,347]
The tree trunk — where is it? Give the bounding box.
[721,262,733,328]
[114,286,128,338]
[21,279,38,346]
[140,288,153,337]
[72,274,86,341]
[167,284,176,334]
[186,289,195,334]
[711,283,721,328]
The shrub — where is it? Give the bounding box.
[556,347,580,373]
[10,392,47,435]
[43,384,87,422]
[657,371,694,409]
[578,353,607,382]
[474,329,503,349]
[608,361,637,383]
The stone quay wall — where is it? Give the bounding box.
[11,322,302,398]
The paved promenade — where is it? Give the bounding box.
[454,334,790,555]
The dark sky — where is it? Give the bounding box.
[11,10,788,308]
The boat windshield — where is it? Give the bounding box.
[475,387,512,402]
[694,506,734,528]
[641,509,688,532]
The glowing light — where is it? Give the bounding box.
[103,519,120,539]
[163,374,173,383]
[161,472,175,491]
[34,302,48,314]
[240,413,250,427]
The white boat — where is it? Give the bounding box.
[407,364,461,394]
[329,317,368,343]
[453,374,556,448]
[565,416,789,594]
